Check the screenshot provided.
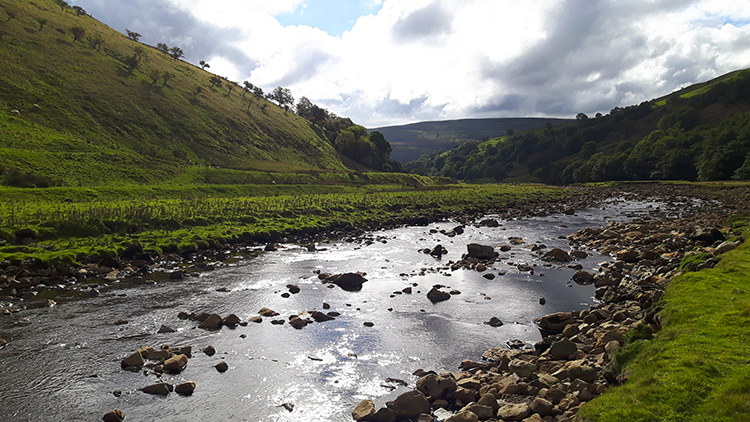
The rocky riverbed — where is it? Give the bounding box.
[1,183,748,421]
[350,185,747,422]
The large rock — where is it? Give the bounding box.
[535,312,575,335]
[530,397,555,416]
[163,354,188,373]
[567,361,598,383]
[427,287,451,303]
[121,351,145,369]
[352,399,376,421]
[175,381,196,395]
[103,409,125,422]
[497,402,530,421]
[460,403,493,420]
[222,314,241,327]
[198,313,223,329]
[572,270,594,284]
[390,390,430,419]
[446,409,480,422]
[466,244,497,260]
[327,272,368,291]
[289,317,308,329]
[142,382,173,395]
[478,392,500,413]
[548,337,578,360]
[543,248,572,262]
[259,308,279,317]
[691,227,725,243]
[416,373,457,400]
[509,359,537,378]
[311,311,335,322]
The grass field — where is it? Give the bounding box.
[578,215,750,422]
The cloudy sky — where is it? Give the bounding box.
[76,0,750,127]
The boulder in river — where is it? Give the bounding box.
[352,399,376,421]
[325,272,368,292]
[198,313,223,329]
[259,308,279,317]
[163,354,188,373]
[311,311,335,322]
[142,382,173,396]
[121,351,144,369]
[103,409,125,422]
[215,361,229,372]
[543,248,572,262]
[427,287,451,303]
[466,244,496,260]
[175,381,196,395]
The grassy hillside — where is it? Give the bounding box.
[405,68,750,184]
[371,117,573,162]
[0,0,351,187]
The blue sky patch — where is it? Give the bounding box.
[276,0,383,36]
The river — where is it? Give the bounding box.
[0,197,694,421]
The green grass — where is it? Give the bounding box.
[578,222,750,422]
[0,0,351,187]
[0,183,570,265]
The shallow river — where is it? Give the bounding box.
[0,198,693,421]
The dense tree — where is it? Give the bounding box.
[253,86,264,99]
[125,29,141,41]
[69,26,86,42]
[269,86,294,110]
[242,81,253,96]
[333,126,393,170]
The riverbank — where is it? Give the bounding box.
[350,182,750,422]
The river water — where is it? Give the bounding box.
[0,198,692,421]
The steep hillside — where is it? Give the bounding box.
[0,0,351,187]
[371,117,573,162]
[406,68,750,184]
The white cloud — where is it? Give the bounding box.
[76,0,750,127]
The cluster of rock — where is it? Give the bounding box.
[351,195,744,421]
[178,305,346,331]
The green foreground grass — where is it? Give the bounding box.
[0,183,569,266]
[579,217,750,422]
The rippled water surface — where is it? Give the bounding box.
[0,198,694,421]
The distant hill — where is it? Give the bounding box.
[405,68,750,184]
[370,118,573,162]
[0,0,355,187]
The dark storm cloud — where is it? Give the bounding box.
[392,1,452,41]
[477,0,712,117]
[75,0,258,76]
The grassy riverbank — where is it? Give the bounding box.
[0,183,570,266]
[579,215,750,422]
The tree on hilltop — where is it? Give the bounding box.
[56,0,68,11]
[199,60,210,70]
[72,6,87,16]
[226,81,237,96]
[269,86,294,111]
[156,43,169,54]
[70,26,86,42]
[126,29,141,42]
[253,86,264,99]
[168,46,184,60]
[242,81,254,96]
